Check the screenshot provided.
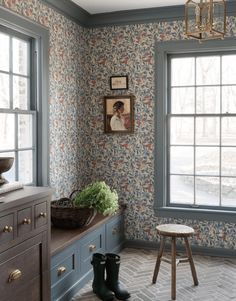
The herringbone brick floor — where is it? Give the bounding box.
[72,248,236,301]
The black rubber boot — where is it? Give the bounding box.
[105,253,131,300]
[91,253,114,301]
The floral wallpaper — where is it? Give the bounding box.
[1,0,235,251]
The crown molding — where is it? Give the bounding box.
[42,0,236,28]
[41,0,90,26]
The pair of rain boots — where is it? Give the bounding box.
[91,253,130,301]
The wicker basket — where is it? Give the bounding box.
[51,197,97,229]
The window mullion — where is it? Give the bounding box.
[219,55,223,207]
[193,56,197,206]
[9,35,13,110]
[15,113,19,181]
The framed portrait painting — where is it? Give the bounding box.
[104,95,134,133]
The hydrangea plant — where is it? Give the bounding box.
[74,181,119,215]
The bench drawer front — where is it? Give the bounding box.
[80,226,105,275]
[105,215,124,252]
[51,244,77,300]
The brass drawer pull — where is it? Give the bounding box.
[3,225,13,233]
[58,266,66,276]
[89,244,96,252]
[39,212,47,218]
[22,218,31,225]
[8,269,22,282]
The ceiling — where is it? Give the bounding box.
[70,0,185,14]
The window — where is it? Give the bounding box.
[0,28,35,184]
[0,7,49,186]
[155,39,236,221]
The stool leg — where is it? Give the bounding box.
[171,237,176,300]
[184,237,199,286]
[152,236,165,284]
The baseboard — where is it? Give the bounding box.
[124,239,236,258]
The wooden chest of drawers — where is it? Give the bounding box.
[0,186,52,301]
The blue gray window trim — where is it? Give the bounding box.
[154,38,236,222]
[0,7,50,187]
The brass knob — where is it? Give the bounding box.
[39,212,47,218]
[89,244,96,252]
[57,266,66,276]
[22,218,31,225]
[8,269,22,282]
[3,225,13,233]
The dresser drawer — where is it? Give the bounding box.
[105,215,124,252]
[51,244,77,300]
[17,207,32,237]
[80,226,105,275]
[0,214,14,245]
[34,201,48,228]
[0,236,41,301]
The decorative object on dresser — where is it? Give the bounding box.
[0,157,14,185]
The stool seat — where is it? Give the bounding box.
[156,224,194,237]
[152,223,198,300]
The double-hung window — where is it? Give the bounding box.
[0,8,49,187]
[155,39,236,221]
[0,27,35,184]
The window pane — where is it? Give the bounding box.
[195,176,219,206]
[196,147,219,176]
[171,57,195,86]
[0,32,9,72]
[196,117,220,145]
[196,56,220,85]
[170,117,194,145]
[13,38,28,76]
[170,175,194,204]
[0,152,15,182]
[0,113,15,150]
[18,114,33,148]
[222,86,236,113]
[196,87,220,114]
[0,73,10,108]
[170,146,194,174]
[221,177,236,207]
[13,76,28,109]
[19,150,33,184]
[171,87,194,114]
[222,117,236,146]
[222,147,236,176]
[222,55,236,84]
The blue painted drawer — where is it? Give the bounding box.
[51,244,77,301]
[79,226,105,275]
[105,215,124,253]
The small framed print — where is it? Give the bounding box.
[110,75,128,90]
[104,95,134,134]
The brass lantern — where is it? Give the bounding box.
[185,0,226,41]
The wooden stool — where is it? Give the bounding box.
[152,224,198,300]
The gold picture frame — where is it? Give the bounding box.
[104,95,134,133]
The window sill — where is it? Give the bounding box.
[154,206,236,222]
